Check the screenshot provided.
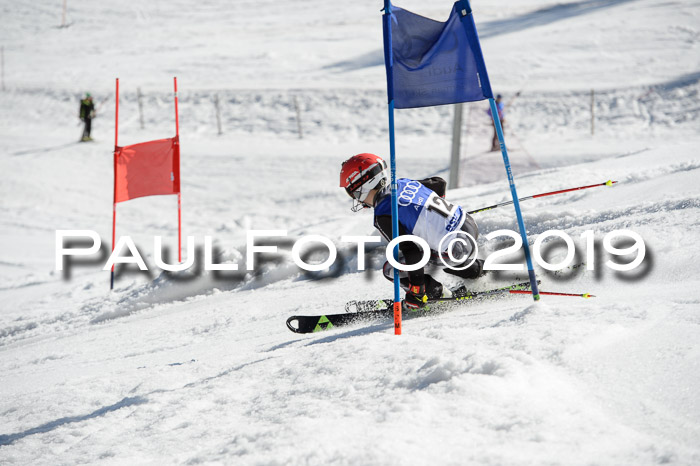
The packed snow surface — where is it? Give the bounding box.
[1,0,699,464]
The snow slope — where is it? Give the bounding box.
[1,0,700,464]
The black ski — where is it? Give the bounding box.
[286,281,535,334]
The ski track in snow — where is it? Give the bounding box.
[2,0,700,464]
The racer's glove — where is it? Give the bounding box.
[403,283,428,310]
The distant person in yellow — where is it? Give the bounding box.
[79,93,96,142]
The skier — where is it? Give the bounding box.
[79,92,96,141]
[487,94,505,151]
[340,153,484,310]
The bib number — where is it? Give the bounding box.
[427,193,457,218]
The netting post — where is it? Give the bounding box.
[1,46,5,92]
[174,77,181,263]
[214,94,222,135]
[137,87,145,129]
[293,95,303,139]
[449,103,463,189]
[590,89,595,136]
[61,0,67,28]
[111,78,119,290]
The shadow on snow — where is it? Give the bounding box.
[0,396,148,447]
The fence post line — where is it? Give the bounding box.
[449,102,463,189]
[293,95,303,139]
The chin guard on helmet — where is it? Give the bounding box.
[347,177,387,212]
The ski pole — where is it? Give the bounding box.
[468,180,617,215]
[510,290,594,298]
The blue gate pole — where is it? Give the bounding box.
[382,0,402,334]
[456,0,539,300]
[489,98,540,300]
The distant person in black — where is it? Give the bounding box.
[487,94,505,152]
[79,93,95,141]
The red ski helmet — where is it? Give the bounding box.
[340,153,388,210]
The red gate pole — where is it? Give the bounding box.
[111,78,119,290]
[174,77,181,263]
